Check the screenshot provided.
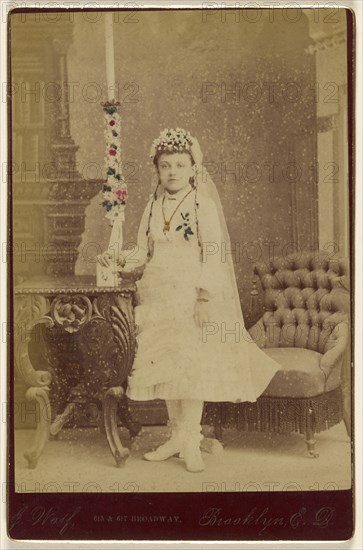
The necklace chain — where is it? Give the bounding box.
[162,188,193,233]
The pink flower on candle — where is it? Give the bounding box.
[109,119,116,127]
[114,188,127,203]
[109,148,117,156]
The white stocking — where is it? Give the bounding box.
[180,399,205,472]
[165,399,182,424]
[180,399,204,426]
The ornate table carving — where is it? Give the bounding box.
[14,275,139,468]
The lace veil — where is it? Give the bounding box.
[195,162,247,330]
[149,134,248,332]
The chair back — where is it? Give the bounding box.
[253,250,350,352]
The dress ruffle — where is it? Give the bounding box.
[126,237,281,403]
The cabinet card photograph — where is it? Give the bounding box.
[6,3,355,543]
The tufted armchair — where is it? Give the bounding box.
[203,250,351,457]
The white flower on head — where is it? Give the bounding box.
[149,127,195,159]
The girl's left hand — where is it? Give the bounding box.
[194,301,210,327]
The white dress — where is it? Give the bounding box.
[125,186,281,402]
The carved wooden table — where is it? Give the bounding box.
[14,275,139,469]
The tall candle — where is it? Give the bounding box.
[105,12,115,101]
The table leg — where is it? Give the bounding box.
[23,387,51,469]
[50,402,78,436]
[118,397,142,438]
[103,387,130,467]
[14,295,54,468]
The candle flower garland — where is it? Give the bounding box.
[101,101,127,224]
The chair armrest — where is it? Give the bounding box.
[319,320,349,379]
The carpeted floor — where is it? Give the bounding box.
[14,421,352,493]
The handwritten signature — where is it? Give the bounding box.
[10,505,82,536]
[199,506,335,535]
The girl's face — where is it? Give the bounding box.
[157,152,195,194]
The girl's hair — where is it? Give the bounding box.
[146,149,200,261]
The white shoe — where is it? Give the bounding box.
[143,420,181,461]
[143,439,181,461]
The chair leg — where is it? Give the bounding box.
[342,375,352,439]
[305,408,319,458]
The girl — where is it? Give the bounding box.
[98,128,281,473]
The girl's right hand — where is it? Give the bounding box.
[97,251,113,267]
[96,251,125,268]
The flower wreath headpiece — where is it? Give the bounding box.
[149,127,203,166]
[149,127,192,158]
